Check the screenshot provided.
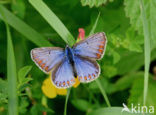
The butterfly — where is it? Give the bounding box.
[31,32,107,88]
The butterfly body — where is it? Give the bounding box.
[31,32,107,88]
[65,45,77,78]
[65,46,74,65]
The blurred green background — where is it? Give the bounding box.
[0,0,156,115]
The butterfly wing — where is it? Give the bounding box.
[73,32,107,60]
[74,55,100,83]
[31,47,65,73]
[51,57,75,88]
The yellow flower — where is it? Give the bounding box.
[41,75,80,98]
[73,77,80,88]
[41,77,67,98]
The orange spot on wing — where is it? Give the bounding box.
[79,76,82,80]
[35,58,39,62]
[92,74,96,78]
[38,60,42,65]
[63,82,65,86]
[41,63,45,68]
[67,81,70,85]
[59,82,61,86]
[96,53,101,58]
[100,41,105,44]
[71,78,74,82]
[99,45,104,49]
[88,75,91,79]
[45,66,49,71]
[98,49,103,53]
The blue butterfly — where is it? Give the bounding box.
[31,32,107,88]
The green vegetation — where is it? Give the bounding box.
[0,0,156,115]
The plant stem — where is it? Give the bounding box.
[140,0,151,105]
[96,79,111,107]
[89,12,111,107]
[64,88,71,115]
[89,12,100,35]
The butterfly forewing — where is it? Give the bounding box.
[73,32,107,60]
[31,47,65,73]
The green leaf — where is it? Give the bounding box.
[102,65,117,78]
[81,0,107,8]
[0,5,52,47]
[87,107,133,115]
[108,72,144,94]
[123,28,144,52]
[112,50,120,64]
[71,99,91,111]
[6,24,18,115]
[109,28,144,53]
[29,0,75,47]
[30,104,54,115]
[124,0,156,49]
[19,97,29,114]
[140,0,151,105]
[17,66,32,92]
[116,52,144,75]
[128,75,156,108]
[0,78,8,103]
[11,0,26,18]
[18,66,32,83]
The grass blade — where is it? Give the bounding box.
[0,5,52,47]
[89,12,111,107]
[64,88,71,115]
[29,0,75,47]
[89,12,100,35]
[140,0,151,105]
[6,24,18,115]
[95,80,111,107]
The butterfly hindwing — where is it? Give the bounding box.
[31,47,65,73]
[51,57,75,88]
[74,55,100,83]
[73,32,107,60]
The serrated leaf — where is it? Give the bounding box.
[81,0,107,8]
[124,0,156,49]
[18,66,32,83]
[123,27,144,52]
[109,27,144,53]
[18,66,32,92]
